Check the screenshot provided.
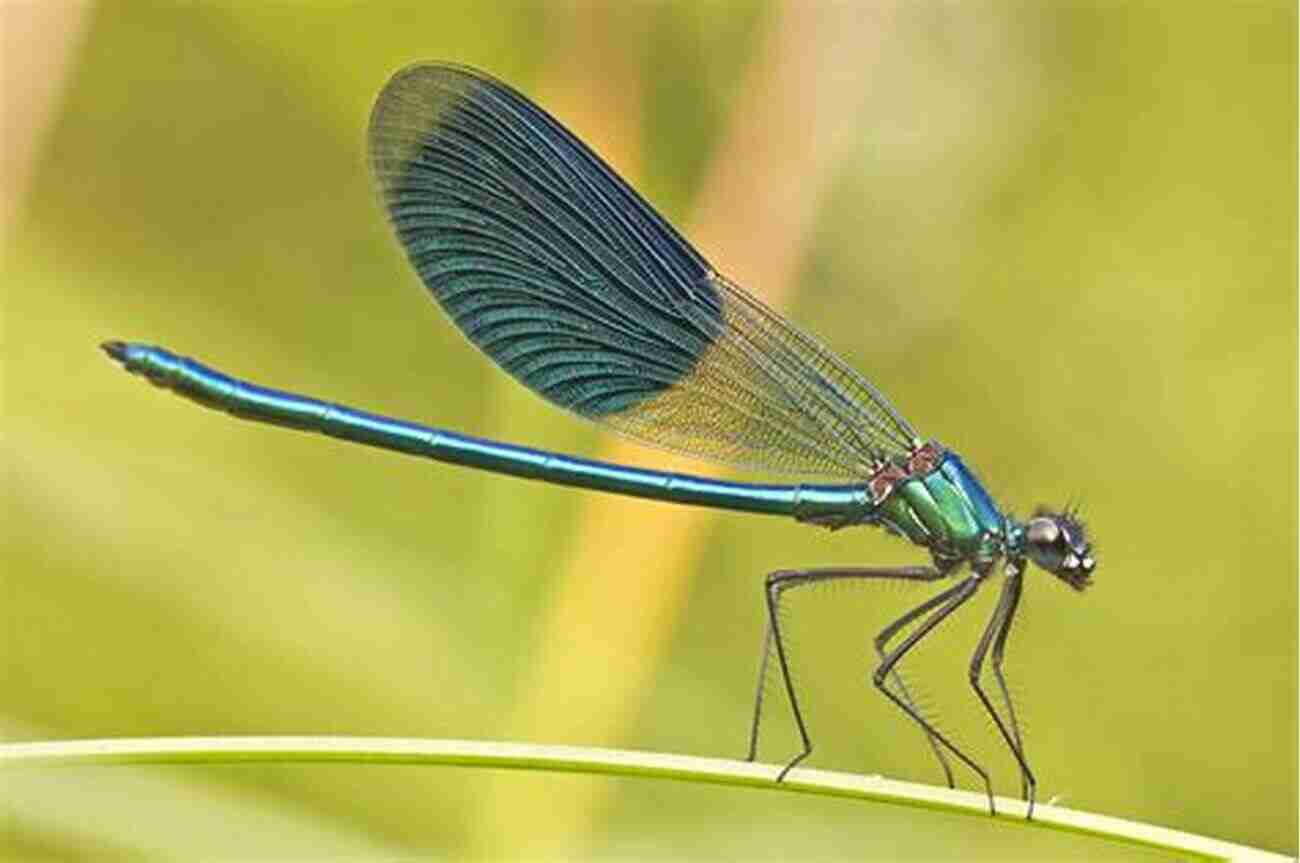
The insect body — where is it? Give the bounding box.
[103,63,1095,819]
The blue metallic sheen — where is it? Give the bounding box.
[108,342,874,522]
[938,452,1006,536]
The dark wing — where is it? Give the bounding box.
[367,62,916,479]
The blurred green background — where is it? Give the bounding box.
[3,1,1295,860]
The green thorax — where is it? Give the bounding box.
[874,443,1006,567]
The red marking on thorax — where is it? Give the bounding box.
[867,463,907,505]
[907,440,945,475]
[866,440,947,505]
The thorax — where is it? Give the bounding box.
[871,441,1007,569]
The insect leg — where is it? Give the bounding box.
[991,569,1035,813]
[747,565,946,779]
[873,575,997,814]
[969,570,1036,818]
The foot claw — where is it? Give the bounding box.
[775,748,810,782]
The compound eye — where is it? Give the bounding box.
[1026,518,1060,547]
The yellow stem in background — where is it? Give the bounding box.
[0,2,94,243]
[475,3,897,858]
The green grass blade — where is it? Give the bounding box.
[2,736,1289,861]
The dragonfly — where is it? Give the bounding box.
[103,62,1095,819]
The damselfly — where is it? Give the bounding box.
[103,63,1096,819]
